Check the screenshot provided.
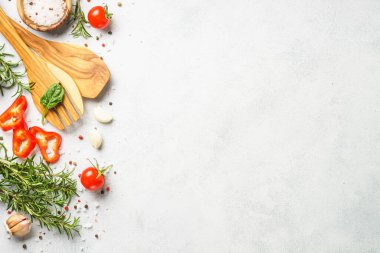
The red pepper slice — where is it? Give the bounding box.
[29,126,62,163]
[13,125,37,159]
[0,96,28,131]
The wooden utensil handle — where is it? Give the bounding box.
[0,6,36,66]
[9,17,48,53]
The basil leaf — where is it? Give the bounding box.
[40,83,64,124]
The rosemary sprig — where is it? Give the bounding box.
[71,0,92,39]
[0,144,80,238]
[0,45,32,97]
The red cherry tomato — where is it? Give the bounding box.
[88,5,112,29]
[80,167,105,191]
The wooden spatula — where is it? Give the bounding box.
[9,18,110,99]
[0,7,80,130]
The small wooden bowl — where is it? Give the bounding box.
[17,0,72,32]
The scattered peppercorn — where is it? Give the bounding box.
[39,235,43,240]
[117,2,122,7]
[100,190,105,194]
[108,31,112,35]
[64,206,69,211]
[74,205,77,210]
[106,186,110,192]
[95,234,99,239]
[22,244,27,250]
[109,102,113,106]
[114,171,117,175]
[102,43,105,47]
[69,161,73,165]
[78,135,84,140]
[84,204,89,209]
[7,210,11,215]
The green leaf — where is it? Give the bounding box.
[40,83,64,124]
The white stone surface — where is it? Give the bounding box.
[1,0,380,252]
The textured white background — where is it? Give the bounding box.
[1,0,380,252]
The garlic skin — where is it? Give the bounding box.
[5,213,31,237]
[94,107,113,124]
[89,129,102,149]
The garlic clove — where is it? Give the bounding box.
[94,107,113,124]
[89,129,102,149]
[5,213,31,238]
[10,220,31,237]
[6,213,25,228]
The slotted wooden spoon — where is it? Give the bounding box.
[9,18,110,99]
[0,7,80,130]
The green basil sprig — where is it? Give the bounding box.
[40,83,64,124]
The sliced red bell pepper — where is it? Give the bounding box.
[29,126,62,163]
[13,125,37,159]
[0,96,28,131]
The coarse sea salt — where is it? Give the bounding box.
[24,0,67,27]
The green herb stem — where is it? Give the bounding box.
[71,0,92,39]
[0,45,32,97]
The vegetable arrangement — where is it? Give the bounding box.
[0,95,62,162]
[0,0,117,244]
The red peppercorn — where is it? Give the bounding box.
[106,186,110,192]
[7,210,12,215]
[102,43,106,47]
[69,161,73,165]
[78,174,82,178]
[78,135,84,140]
[78,199,81,203]
[64,206,69,211]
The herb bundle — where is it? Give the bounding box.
[0,145,80,238]
[0,45,32,97]
[71,0,92,39]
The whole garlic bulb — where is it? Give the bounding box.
[5,213,31,237]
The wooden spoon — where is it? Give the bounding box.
[45,61,84,115]
[10,18,110,99]
[0,7,80,130]
[17,0,72,32]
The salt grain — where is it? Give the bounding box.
[24,0,67,26]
